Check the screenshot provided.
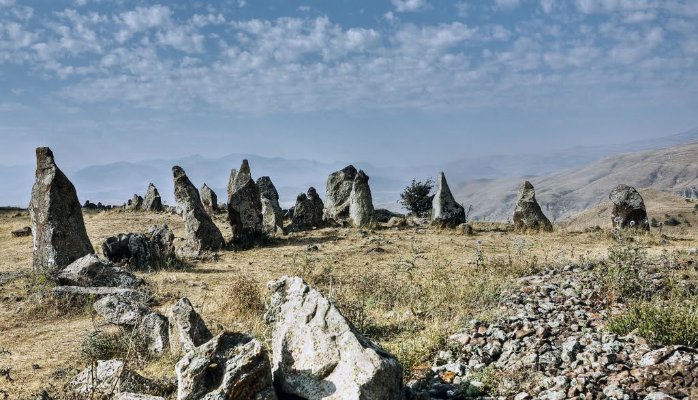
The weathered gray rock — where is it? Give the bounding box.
[265,276,404,400]
[138,312,170,357]
[93,294,150,326]
[142,183,163,212]
[169,297,213,355]
[610,184,650,230]
[56,254,143,288]
[292,187,324,229]
[513,181,553,232]
[200,183,218,214]
[114,393,165,400]
[374,209,404,223]
[227,160,263,244]
[176,332,277,400]
[128,194,144,211]
[323,165,357,223]
[29,147,94,275]
[67,360,160,397]
[349,170,374,227]
[52,286,150,303]
[172,166,225,258]
[258,176,283,235]
[102,225,176,271]
[431,172,465,227]
[11,226,31,237]
[386,216,407,228]
[227,168,238,205]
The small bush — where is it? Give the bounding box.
[400,179,434,217]
[664,217,681,226]
[80,329,134,362]
[223,275,266,318]
[608,299,698,347]
[603,240,649,301]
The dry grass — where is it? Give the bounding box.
[0,203,696,398]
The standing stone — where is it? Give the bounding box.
[513,181,553,232]
[227,160,263,244]
[30,147,94,274]
[431,172,466,227]
[128,194,144,211]
[142,183,163,212]
[200,183,218,214]
[138,312,170,357]
[265,277,405,400]
[172,166,225,258]
[609,184,650,230]
[227,168,238,205]
[292,187,324,229]
[349,170,374,227]
[169,297,213,356]
[258,176,283,235]
[176,332,277,400]
[323,165,357,223]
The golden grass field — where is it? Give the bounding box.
[0,190,696,398]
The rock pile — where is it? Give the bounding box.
[200,183,218,214]
[172,166,225,257]
[292,187,325,229]
[610,184,650,231]
[102,225,176,271]
[142,183,163,212]
[513,181,553,232]
[227,160,263,245]
[410,264,698,399]
[431,172,465,228]
[258,176,283,235]
[29,147,94,275]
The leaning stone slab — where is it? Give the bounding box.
[265,276,404,400]
[169,297,213,355]
[30,147,94,274]
[176,332,277,400]
[138,312,170,357]
[56,254,143,288]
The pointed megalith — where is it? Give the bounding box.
[323,165,357,223]
[513,181,553,232]
[227,160,263,244]
[128,194,143,211]
[172,166,225,257]
[257,176,283,235]
[142,183,163,211]
[200,184,218,214]
[349,170,374,227]
[292,187,324,229]
[226,168,238,205]
[30,147,94,274]
[610,184,650,230]
[431,172,465,227]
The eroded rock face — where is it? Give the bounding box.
[258,176,283,235]
[176,332,277,400]
[431,172,465,228]
[56,254,143,288]
[227,160,263,244]
[513,181,553,232]
[610,184,650,230]
[227,168,238,205]
[102,225,176,271]
[93,294,150,326]
[129,194,144,211]
[30,147,94,275]
[292,187,324,229]
[200,184,218,214]
[324,165,357,223]
[169,297,212,355]
[265,276,405,400]
[143,183,163,212]
[172,166,225,257]
[349,170,374,227]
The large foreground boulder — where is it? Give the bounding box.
[323,165,357,223]
[56,254,143,288]
[142,183,163,212]
[258,176,283,235]
[431,172,465,227]
[265,276,404,400]
[200,183,218,214]
[30,147,94,274]
[172,166,225,257]
[349,170,374,227]
[169,298,213,355]
[610,184,650,230]
[102,225,176,271]
[292,187,324,229]
[227,160,263,244]
[513,181,553,232]
[176,332,277,400]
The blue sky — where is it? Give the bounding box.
[0,0,697,168]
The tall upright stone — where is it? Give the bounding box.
[513,181,552,232]
[292,187,324,229]
[128,194,144,211]
[30,147,94,274]
[431,172,465,228]
[226,168,238,205]
[172,166,225,257]
[610,184,650,230]
[349,170,374,227]
[323,165,357,223]
[142,183,163,212]
[227,160,263,244]
[200,184,218,214]
[257,176,283,235]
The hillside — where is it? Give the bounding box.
[454,141,698,222]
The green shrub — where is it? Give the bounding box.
[608,299,698,347]
[400,179,434,217]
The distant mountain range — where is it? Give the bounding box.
[1,128,696,219]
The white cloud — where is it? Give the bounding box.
[0,0,15,7]
[623,10,656,23]
[495,0,521,11]
[540,0,555,14]
[391,0,429,13]
[454,1,469,17]
[116,5,172,42]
